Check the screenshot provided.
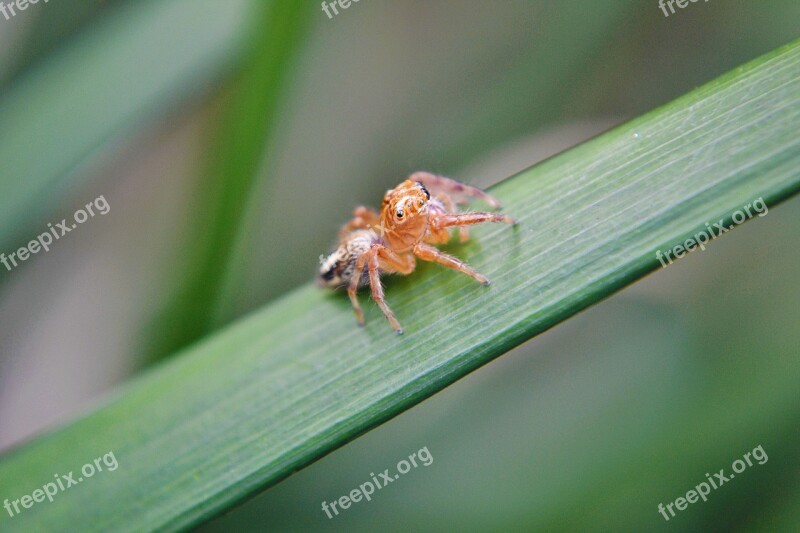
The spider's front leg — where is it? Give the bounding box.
[432,211,517,230]
[436,193,470,243]
[339,206,381,238]
[347,244,414,334]
[413,242,490,285]
[417,211,516,284]
[347,251,370,326]
[367,248,404,334]
[409,171,502,208]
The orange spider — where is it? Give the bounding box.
[318,171,515,334]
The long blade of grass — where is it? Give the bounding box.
[0,0,251,254]
[144,1,311,362]
[1,39,799,532]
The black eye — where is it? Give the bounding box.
[396,209,404,219]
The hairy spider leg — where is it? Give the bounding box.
[409,171,502,209]
[431,212,516,232]
[348,244,415,333]
[434,193,470,243]
[413,242,489,285]
[416,211,516,285]
[347,251,370,326]
[339,205,381,238]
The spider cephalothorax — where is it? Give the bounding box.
[319,171,515,334]
[379,180,431,251]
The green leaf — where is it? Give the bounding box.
[144,1,312,362]
[0,0,251,254]
[1,0,124,84]
[1,38,799,532]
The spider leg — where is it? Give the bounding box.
[376,245,416,275]
[368,247,404,334]
[414,242,490,285]
[348,244,412,333]
[339,206,381,238]
[409,171,502,209]
[436,193,470,243]
[347,250,369,326]
[432,212,516,231]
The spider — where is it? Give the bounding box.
[318,171,515,334]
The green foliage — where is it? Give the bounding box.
[0,0,250,256]
[1,38,799,532]
[145,1,311,362]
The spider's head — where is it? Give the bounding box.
[381,180,430,244]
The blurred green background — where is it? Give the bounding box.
[0,0,797,530]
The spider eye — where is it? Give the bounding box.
[396,209,404,219]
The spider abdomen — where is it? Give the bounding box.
[318,229,381,288]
